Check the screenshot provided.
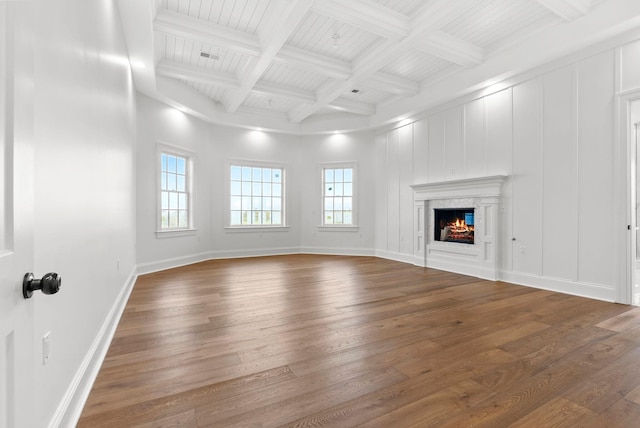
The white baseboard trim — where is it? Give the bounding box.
[500,271,617,302]
[375,250,420,265]
[426,259,499,281]
[376,251,618,302]
[136,251,215,275]
[49,267,138,428]
[137,247,379,275]
[206,247,300,260]
[300,246,375,257]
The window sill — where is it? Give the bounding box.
[225,226,291,233]
[155,228,198,239]
[317,225,359,232]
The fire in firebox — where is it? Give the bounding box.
[434,208,475,244]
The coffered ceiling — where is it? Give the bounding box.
[117,0,640,134]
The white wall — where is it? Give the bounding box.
[136,96,376,271]
[137,95,302,271]
[299,132,376,254]
[375,39,640,302]
[31,0,137,426]
[136,96,213,270]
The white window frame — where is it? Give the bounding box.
[319,162,358,231]
[225,159,289,231]
[156,142,196,238]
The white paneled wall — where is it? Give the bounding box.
[444,106,464,180]
[375,44,633,302]
[386,128,400,255]
[577,51,616,288]
[512,78,543,276]
[542,66,578,281]
[399,125,414,255]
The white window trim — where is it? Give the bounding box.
[225,158,288,230]
[156,142,197,237]
[318,161,358,230]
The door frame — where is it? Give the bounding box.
[620,90,640,305]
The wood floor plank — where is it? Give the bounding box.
[78,255,640,427]
[508,396,597,427]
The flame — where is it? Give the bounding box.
[453,218,466,230]
[451,218,473,232]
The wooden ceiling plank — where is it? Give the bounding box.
[417,30,484,67]
[154,9,262,56]
[311,0,409,41]
[534,0,592,21]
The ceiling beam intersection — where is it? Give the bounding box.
[289,0,484,123]
[416,30,484,67]
[534,0,592,21]
[310,0,484,67]
[223,0,314,113]
[310,0,409,40]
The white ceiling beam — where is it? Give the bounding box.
[158,59,419,111]
[275,45,352,80]
[535,0,592,21]
[365,72,419,96]
[253,81,316,104]
[156,60,240,89]
[311,0,409,41]
[157,60,316,104]
[328,98,375,116]
[154,9,261,56]
[289,0,483,123]
[417,31,484,67]
[224,0,313,113]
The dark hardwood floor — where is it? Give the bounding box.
[78,255,640,427]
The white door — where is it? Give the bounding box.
[0,2,36,428]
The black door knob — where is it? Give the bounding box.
[23,272,61,299]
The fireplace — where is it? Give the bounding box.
[434,208,474,244]
[411,175,507,281]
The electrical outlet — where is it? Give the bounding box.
[42,332,51,365]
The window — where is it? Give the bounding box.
[229,163,284,226]
[159,147,193,231]
[322,164,355,226]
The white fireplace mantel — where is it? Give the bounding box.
[411,175,507,201]
[411,175,508,281]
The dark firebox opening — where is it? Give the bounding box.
[434,208,475,244]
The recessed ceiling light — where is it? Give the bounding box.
[131,60,146,69]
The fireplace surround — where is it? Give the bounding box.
[411,175,507,280]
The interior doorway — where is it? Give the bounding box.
[634,119,640,305]
[629,98,640,306]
